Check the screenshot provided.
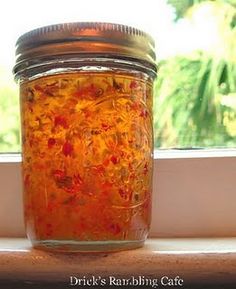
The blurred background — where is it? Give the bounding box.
[0,0,236,152]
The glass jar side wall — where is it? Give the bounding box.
[20,69,153,251]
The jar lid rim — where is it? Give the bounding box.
[17,22,155,46]
[14,22,157,75]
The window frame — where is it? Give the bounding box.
[1,149,236,238]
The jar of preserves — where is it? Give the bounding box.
[13,22,157,252]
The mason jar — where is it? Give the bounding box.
[13,22,157,252]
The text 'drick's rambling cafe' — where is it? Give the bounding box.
[69,275,184,287]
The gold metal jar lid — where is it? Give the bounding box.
[13,22,156,77]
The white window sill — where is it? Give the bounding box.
[0,238,236,288]
[1,150,236,238]
[2,148,236,162]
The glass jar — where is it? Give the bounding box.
[13,22,157,252]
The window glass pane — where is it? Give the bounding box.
[0,68,20,152]
[0,0,235,152]
[155,0,236,148]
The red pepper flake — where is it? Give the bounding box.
[118,188,126,198]
[24,174,30,187]
[93,165,105,175]
[34,84,44,92]
[103,158,110,167]
[83,109,92,118]
[143,162,148,175]
[35,163,45,170]
[53,169,65,180]
[74,173,83,185]
[118,188,131,200]
[109,223,121,235]
[54,115,68,129]
[101,123,111,131]
[130,80,139,89]
[143,195,150,209]
[130,102,140,111]
[47,202,55,213]
[140,109,148,118]
[128,162,133,170]
[102,181,113,190]
[74,88,85,98]
[62,141,73,157]
[64,185,76,194]
[46,223,53,236]
[47,138,56,148]
[28,105,33,113]
[110,155,119,165]
[106,140,116,150]
[29,139,34,147]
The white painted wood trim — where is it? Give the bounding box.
[0,150,236,237]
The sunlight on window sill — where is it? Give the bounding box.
[154,148,236,159]
[0,238,236,286]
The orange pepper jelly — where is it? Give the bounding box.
[14,22,157,251]
[21,72,153,250]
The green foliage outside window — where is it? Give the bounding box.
[0,68,20,152]
[155,0,236,148]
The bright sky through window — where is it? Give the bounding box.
[1,0,172,67]
[1,0,222,67]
